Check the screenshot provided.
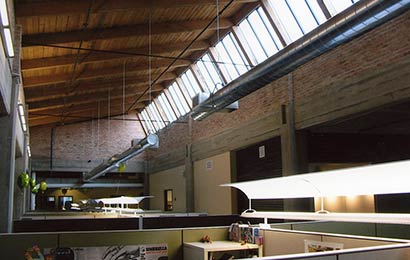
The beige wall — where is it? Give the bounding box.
[193,152,232,215]
[315,195,375,213]
[149,165,186,212]
[313,163,375,213]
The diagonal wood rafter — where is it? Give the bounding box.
[18,0,259,126]
[126,0,237,112]
[16,0,258,17]
[22,41,209,71]
[22,19,233,47]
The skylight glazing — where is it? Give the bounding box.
[168,82,190,114]
[157,93,177,122]
[139,0,362,134]
[180,69,202,98]
[145,106,159,132]
[164,89,182,118]
[214,32,250,82]
[196,53,225,93]
[153,99,170,125]
[148,103,166,130]
[324,0,355,16]
[140,110,155,133]
[238,7,282,64]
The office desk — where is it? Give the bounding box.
[184,240,262,260]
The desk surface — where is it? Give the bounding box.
[184,241,260,251]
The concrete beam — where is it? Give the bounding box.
[31,158,145,173]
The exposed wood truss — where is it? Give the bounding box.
[16,0,260,127]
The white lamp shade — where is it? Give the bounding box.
[241,211,410,225]
[222,159,410,199]
[98,196,153,205]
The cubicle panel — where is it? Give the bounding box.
[338,247,410,260]
[59,230,182,260]
[0,233,58,260]
[322,236,395,249]
[376,223,410,239]
[288,256,337,260]
[263,230,321,256]
[291,222,376,237]
[270,223,293,230]
[182,227,229,243]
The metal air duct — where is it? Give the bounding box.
[83,133,159,181]
[191,0,410,120]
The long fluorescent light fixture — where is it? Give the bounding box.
[18,104,27,132]
[3,28,14,57]
[0,0,14,57]
[98,196,153,205]
[222,159,410,199]
[241,211,410,225]
[27,145,31,157]
[0,0,9,26]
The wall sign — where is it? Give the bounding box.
[205,160,214,171]
[259,146,265,158]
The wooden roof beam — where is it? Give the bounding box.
[25,82,164,103]
[28,106,144,127]
[23,59,189,87]
[22,18,233,47]
[28,98,142,121]
[28,85,161,111]
[22,41,208,71]
[16,0,258,17]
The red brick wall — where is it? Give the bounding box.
[192,77,288,141]
[31,11,410,167]
[152,11,410,160]
[30,114,146,163]
[293,11,410,103]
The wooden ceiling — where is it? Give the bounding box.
[15,0,260,127]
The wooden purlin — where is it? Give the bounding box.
[16,0,258,17]
[22,19,233,47]
[21,41,209,71]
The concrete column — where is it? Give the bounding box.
[13,157,25,220]
[185,116,194,212]
[0,75,20,233]
[280,74,313,212]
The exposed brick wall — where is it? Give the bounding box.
[31,11,410,170]
[153,11,410,165]
[293,11,410,103]
[192,77,288,141]
[30,114,146,164]
[30,125,51,160]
